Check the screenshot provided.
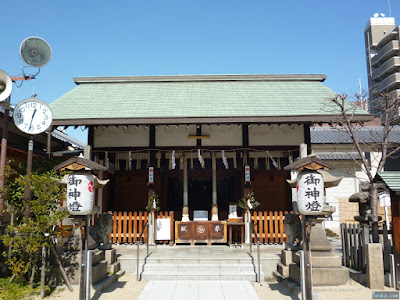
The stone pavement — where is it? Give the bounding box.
[138,280,260,300]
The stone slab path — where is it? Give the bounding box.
[138,280,260,300]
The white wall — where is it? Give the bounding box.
[156,125,197,147]
[249,124,304,146]
[202,125,242,146]
[94,126,149,147]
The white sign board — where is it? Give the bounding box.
[379,191,391,207]
[228,204,239,219]
[296,171,324,215]
[155,218,171,240]
[245,165,250,182]
[149,167,154,184]
[67,173,94,215]
[194,210,208,221]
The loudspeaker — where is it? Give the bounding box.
[20,37,51,68]
[0,70,12,101]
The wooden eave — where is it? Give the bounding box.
[52,114,374,127]
[284,155,334,171]
[54,156,106,171]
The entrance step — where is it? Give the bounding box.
[118,245,264,282]
[140,262,261,281]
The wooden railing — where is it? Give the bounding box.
[340,222,393,273]
[110,210,288,245]
[110,211,174,244]
[251,211,288,244]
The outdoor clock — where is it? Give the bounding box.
[13,98,53,135]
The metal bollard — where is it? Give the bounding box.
[86,250,92,300]
[300,250,306,300]
[390,254,396,289]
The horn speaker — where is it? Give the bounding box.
[0,70,12,101]
[20,37,52,68]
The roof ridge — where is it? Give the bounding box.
[73,74,327,84]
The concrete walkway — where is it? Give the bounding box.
[138,280,260,300]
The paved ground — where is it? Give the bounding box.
[36,275,399,300]
[138,280,259,300]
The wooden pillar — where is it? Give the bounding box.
[303,123,312,155]
[391,190,400,288]
[211,152,218,221]
[182,153,189,222]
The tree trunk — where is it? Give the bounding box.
[40,246,46,299]
[30,263,36,289]
[370,183,380,243]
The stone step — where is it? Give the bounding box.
[108,261,121,274]
[92,249,105,265]
[92,274,117,292]
[277,262,290,277]
[141,272,259,281]
[92,260,108,284]
[116,269,126,280]
[142,263,258,273]
[273,270,284,282]
[143,257,253,264]
[293,251,342,268]
[289,264,350,286]
[105,249,116,264]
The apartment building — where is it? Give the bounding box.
[364,15,400,116]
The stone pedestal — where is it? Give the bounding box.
[275,215,349,288]
[148,212,155,245]
[309,219,333,251]
[366,243,385,290]
[289,217,349,286]
[182,205,189,222]
[211,204,219,221]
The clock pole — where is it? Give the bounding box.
[23,136,33,223]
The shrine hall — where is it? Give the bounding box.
[49,74,372,245]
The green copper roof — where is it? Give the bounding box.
[49,74,372,125]
[376,172,400,191]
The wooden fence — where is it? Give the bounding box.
[110,210,288,245]
[341,222,392,273]
[251,211,288,244]
[110,211,174,244]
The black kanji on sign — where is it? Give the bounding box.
[68,188,81,201]
[68,175,82,187]
[305,187,320,201]
[68,201,82,212]
[304,174,320,186]
[305,200,322,211]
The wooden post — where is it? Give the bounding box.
[0,99,10,234]
[23,137,33,223]
[302,215,313,300]
[79,219,87,300]
[40,246,46,299]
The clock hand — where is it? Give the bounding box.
[28,109,37,131]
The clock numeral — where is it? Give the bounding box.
[42,121,46,125]
[36,124,41,130]
[44,115,49,120]
[19,108,25,113]
[17,113,21,118]
[43,109,47,114]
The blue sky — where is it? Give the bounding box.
[1,1,399,143]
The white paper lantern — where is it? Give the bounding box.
[67,173,94,215]
[296,171,324,215]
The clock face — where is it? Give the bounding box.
[13,98,53,135]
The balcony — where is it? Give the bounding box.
[371,40,399,67]
[372,72,400,92]
[372,56,400,81]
